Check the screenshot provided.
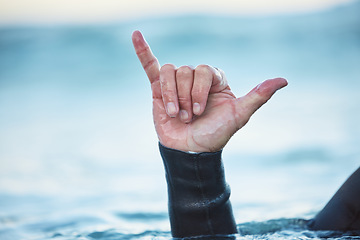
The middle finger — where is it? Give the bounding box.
[176,65,194,123]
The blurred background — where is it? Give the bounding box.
[0,0,359,239]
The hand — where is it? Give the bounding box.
[132,30,288,152]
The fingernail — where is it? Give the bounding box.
[167,102,177,117]
[180,110,189,121]
[193,102,201,115]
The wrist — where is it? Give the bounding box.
[159,142,222,154]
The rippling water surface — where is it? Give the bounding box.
[1,1,360,239]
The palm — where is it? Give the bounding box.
[153,88,238,152]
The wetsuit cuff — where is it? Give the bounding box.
[159,143,238,238]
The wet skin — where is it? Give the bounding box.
[132,30,288,152]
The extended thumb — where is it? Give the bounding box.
[235,78,288,122]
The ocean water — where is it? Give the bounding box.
[1,1,360,239]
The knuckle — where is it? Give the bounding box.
[178,96,191,105]
[176,66,193,77]
[191,89,206,100]
[160,63,176,72]
[254,84,272,99]
[195,64,212,75]
[142,58,157,71]
[163,89,177,99]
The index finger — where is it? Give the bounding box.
[132,30,160,84]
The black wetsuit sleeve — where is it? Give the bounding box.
[159,143,238,238]
[310,167,360,231]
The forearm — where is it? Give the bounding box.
[159,143,238,238]
[310,167,360,231]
